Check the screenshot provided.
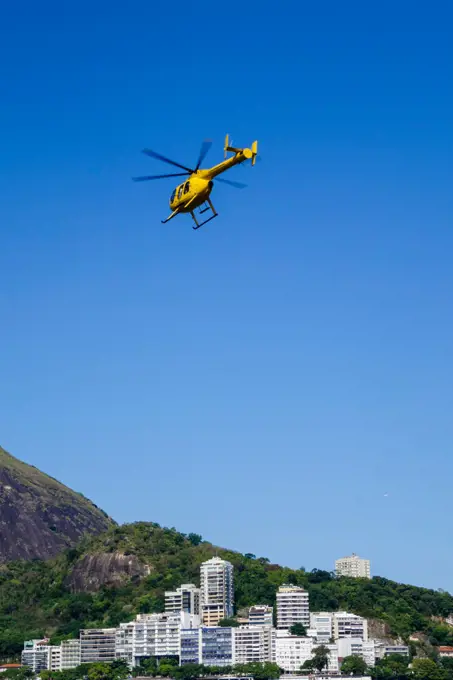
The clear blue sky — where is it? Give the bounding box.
[1,1,452,592]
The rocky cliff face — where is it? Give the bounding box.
[0,445,114,561]
[66,551,150,592]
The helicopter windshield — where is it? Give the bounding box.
[170,189,176,202]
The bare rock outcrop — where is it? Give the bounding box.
[66,551,150,592]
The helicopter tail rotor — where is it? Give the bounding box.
[251,140,258,166]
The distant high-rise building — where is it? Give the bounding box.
[335,553,371,579]
[249,605,274,626]
[165,584,201,616]
[276,584,310,629]
[200,557,234,626]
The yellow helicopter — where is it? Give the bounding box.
[132,135,258,229]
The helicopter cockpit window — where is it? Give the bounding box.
[178,185,183,199]
[184,181,190,194]
[170,190,176,202]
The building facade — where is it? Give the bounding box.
[337,638,376,667]
[276,584,310,629]
[332,612,368,641]
[80,628,117,664]
[275,634,313,672]
[21,640,52,673]
[234,625,275,664]
[60,640,81,670]
[200,557,234,626]
[116,612,200,667]
[335,554,371,579]
[309,613,333,644]
[248,605,273,627]
[165,584,202,617]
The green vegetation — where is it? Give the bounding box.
[341,654,368,675]
[218,618,240,627]
[289,623,307,636]
[301,644,331,673]
[0,521,452,663]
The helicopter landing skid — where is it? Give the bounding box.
[191,198,218,230]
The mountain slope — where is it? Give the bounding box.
[0,521,452,659]
[0,446,114,561]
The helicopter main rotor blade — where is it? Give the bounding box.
[132,172,189,182]
[195,139,213,170]
[141,148,194,173]
[215,177,248,189]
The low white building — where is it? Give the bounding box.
[309,613,333,644]
[275,634,314,672]
[275,631,339,674]
[375,643,409,659]
[333,612,368,641]
[116,612,200,667]
[21,640,52,673]
[165,584,201,617]
[234,625,275,664]
[248,605,273,627]
[337,638,376,667]
[80,628,117,664]
[48,646,62,672]
[60,640,81,670]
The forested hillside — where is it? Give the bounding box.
[0,522,452,659]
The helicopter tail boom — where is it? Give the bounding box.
[224,134,258,164]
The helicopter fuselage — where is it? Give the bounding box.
[169,148,254,213]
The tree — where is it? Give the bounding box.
[233,662,280,679]
[218,617,239,627]
[371,654,410,680]
[311,645,331,672]
[341,655,368,675]
[187,533,202,546]
[411,658,448,680]
[289,623,307,636]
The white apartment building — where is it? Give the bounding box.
[309,613,333,644]
[234,625,275,664]
[248,605,273,626]
[60,639,81,670]
[165,584,201,616]
[116,612,200,667]
[49,646,62,672]
[21,640,52,673]
[375,643,409,659]
[335,554,371,579]
[275,633,314,672]
[200,557,234,626]
[276,584,310,629]
[80,628,117,664]
[275,633,339,673]
[333,612,368,641]
[337,638,376,667]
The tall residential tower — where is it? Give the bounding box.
[200,557,234,626]
[276,584,310,629]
